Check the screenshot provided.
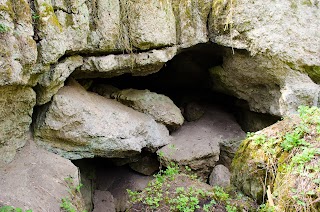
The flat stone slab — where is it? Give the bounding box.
[158,105,245,180]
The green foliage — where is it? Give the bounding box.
[128,162,238,211]
[60,176,86,212]
[60,198,76,212]
[0,206,32,212]
[0,24,9,33]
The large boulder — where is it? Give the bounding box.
[111,89,184,130]
[231,106,320,211]
[0,86,36,166]
[33,82,171,160]
[208,0,320,116]
[158,105,245,180]
[0,140,85,211]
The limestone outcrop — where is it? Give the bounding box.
[0,86,36,166]
[210,49,320,116]
[33,82,171,159]
[111,88,184,130]
[208,0,320,116]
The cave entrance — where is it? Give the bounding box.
[72,43,280,212]
[85,43,279,132]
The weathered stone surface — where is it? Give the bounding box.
[0,140,85,211]
[0,86,36,166]
[158,105,245,180]
[96,166,153,211]
[122,0,176,50]
[129,155,160,176]
[0,0,37,86]
[34,83,171,159]
[92,191,115,212]
[209,164,231,188]
[173,0,212,48]
[35,56,83,105]
[74,47,177,78]
[209,0,320,83]
[111,89,184,130]
[210,49,320,116]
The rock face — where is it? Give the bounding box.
[208,0,320,116]
[0,0,38,86]
[73,47,177,79]
[0,86,36,166]
[172,0,212,48]
[0,141,85,211]
[111,89,184,130]
[210,49,320,117]
[158,105,245,180]
[33,83,171,159]
[35,56,84,105]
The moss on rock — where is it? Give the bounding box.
[231,106,320,211]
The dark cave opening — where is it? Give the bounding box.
[71,43,281,211]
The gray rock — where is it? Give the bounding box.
[96,166,153,212]
[173,0,212,48]
[35,56,83,105]
[0,140,85,211]
[208,0,320,116]
[122,0,176,50]
[0,86,36,166]
[129,155,160,176]
[74,47,177,79]
[158,105,245,181]
[92,190,115,212]
[209,165,231,188]
[0,0,38,86]
[210,50,320,116]
[111,89,184,130]
[34,82,171,159]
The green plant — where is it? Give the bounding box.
[60,198,77,212]
[0,206,32,212]
[60,176,87,212]
[0,24,9,33]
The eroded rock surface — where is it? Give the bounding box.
[0,141,84,211]
[0,86,36,166]
[210,49,320,116]
[111,88,184,130]
[34,82,171,159]
[158,105,245,180]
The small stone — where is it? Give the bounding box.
[92,190,115,212]
[209,165,231,188]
